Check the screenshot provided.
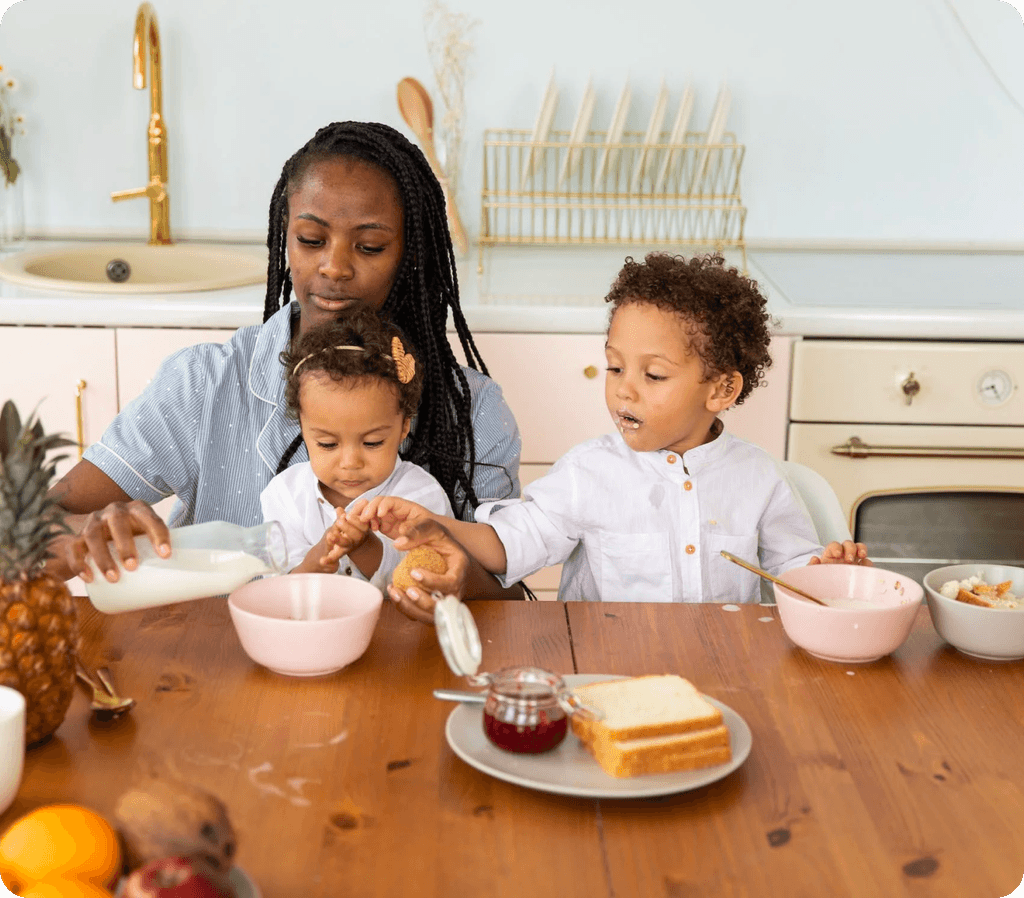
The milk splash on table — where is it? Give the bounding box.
[84,521,286,613]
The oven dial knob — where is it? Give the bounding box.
[977,369,1015,406]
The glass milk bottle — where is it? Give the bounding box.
[85,521,288,613]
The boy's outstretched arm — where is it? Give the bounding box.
[809,540,873,566]
[356,496,509,574]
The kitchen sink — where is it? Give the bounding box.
[0,243,267,293]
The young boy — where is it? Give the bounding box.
[360,252,868,604]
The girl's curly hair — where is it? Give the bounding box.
[604,252,774,406]
[280,308,424,421]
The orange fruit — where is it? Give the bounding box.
[16,877,116,897]
[0,804,121,892]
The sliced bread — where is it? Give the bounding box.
[579,725,732,779]
[570,674,723,743]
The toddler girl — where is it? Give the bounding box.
[261,309,451,589]
[359,252,868,605]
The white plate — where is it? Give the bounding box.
[557,77,596,187]
[629,79,670,194]
[444,674,752,799]
[520,67,560,189]
[594,80,632,187]
[652,84,694,194]
[117,866,260,898]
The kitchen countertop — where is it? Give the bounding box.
[2,240,1024,338]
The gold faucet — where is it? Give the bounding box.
[111,2,171,245]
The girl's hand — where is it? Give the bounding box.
[387,518,471,623]
[322,510,371,565]
[356,495,434,540]
[809,540,873,566]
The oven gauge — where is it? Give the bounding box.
[977,369,1015,406]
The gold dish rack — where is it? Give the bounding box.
[478,128,747,273]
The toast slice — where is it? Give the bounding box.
[569,674,723,742]
[579,723,732,778]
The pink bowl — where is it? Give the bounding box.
[228,573,383,676]
[773,565,923,663]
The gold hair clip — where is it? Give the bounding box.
[391,337,416,384]
[292,345,365,376]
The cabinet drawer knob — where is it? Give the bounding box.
[583,365,598,379]
[901,373,920,406]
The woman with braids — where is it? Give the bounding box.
[47,121,524,618]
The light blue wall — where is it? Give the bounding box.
[2,0,1023,241]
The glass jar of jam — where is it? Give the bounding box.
[433,594,602,755]
[481,667,570,754]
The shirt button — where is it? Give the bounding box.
[667,455,677,464]
[345,567,353,575]
[685,544,696,555]
[684,481,693,491]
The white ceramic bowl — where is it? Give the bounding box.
[228,574,383,677]
[773,564,924,663]
[922,564,1024,662]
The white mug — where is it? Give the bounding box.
[0,687,25,815]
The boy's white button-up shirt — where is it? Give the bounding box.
[260,458,452,591]
[475,429,822,603]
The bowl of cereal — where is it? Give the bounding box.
[922,564,1024,661]
[773,564,924,663]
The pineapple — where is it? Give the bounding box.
[0,399,79,745]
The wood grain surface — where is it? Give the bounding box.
[4,598,1023,898]
[566,602,1024,898]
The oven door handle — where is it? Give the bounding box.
[832,436,1024,460]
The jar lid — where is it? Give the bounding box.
[433,594,482,677]
[432,594,603,721]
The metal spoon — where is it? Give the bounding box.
[396,76,470,255]
[75,661,136,720]
[720,551,831,607]
[433,688,486,704]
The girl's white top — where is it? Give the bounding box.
[260,458,452,590]
[475,428,822,603]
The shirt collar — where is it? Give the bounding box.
[249,301,296,404]
[678,417,728,474]
[629,417,729,476]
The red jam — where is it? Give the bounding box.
[483,707,568,753]
[480,670,570,754]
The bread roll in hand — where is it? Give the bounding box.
[392,547,447,592]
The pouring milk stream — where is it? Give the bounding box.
[84,521,287,613]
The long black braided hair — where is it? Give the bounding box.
[264,121,488,519]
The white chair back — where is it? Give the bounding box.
[781,460,852,545]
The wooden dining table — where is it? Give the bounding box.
[4,595,1022,898]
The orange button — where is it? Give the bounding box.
[684,481,692,491]
[685,544,696,554]
[667,455,677,464]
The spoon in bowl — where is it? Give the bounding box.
[720,551,831,607]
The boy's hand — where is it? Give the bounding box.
[810,540,873,566]
[387,518,471,624]
[354,496,434,540]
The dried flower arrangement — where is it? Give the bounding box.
[423,0,478,209]
[0,63,24,187]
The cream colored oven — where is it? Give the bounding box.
[787,340,1024,581]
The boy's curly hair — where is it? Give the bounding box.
[604,252,774,406]
[280,308,424,421]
